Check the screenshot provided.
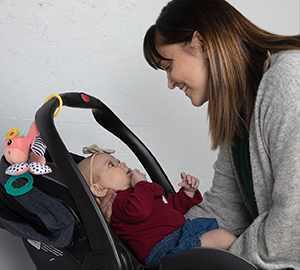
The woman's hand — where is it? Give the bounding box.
[97,189,116,224]
[178,172,200,198]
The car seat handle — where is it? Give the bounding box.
[60,92,175,195]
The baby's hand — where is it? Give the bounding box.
[131,169,147,187]
[178,172,199,198]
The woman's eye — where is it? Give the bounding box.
[108,163,114,167]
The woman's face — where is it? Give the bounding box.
[156,34,210,107]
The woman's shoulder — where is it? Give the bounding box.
[257,49,300,109]
[270,49,300,73]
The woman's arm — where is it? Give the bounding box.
[185,147,253,235]
[229,51,300,269]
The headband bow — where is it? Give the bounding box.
[82,144,116,155]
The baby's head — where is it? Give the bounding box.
[78,152,133,199]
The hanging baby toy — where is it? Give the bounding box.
[4,121,52,176]
[3,94,62,196]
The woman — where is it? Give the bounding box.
[141,0,300,269]
[100,0,300,268]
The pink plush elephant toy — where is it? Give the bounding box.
[4,121,52,175]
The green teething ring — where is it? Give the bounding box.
[5,171,34,196]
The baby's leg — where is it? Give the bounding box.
[200,229,237,250]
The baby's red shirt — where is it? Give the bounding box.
[111,181,202,262]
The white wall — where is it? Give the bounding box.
[0,1,299,269]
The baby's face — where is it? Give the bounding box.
[93,153,133,191]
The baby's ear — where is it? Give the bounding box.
[90,184,108,198]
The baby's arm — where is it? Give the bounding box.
[200,229,237,251]
[178,172,199,198]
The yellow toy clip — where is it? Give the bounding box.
[44,94,63,118]
[5,128,21,140]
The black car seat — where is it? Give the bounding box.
[0,92,259,270]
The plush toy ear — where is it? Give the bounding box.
[90,183,108,198]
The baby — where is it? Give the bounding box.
[78,145,236,265]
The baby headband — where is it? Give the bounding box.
[82,144,115,155]
[82,144,116,187]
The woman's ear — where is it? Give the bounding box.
[191,31,208,59]
[90,183,108,198]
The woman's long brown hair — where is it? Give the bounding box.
[144,0,300,149]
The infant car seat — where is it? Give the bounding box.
[0,92,259,270]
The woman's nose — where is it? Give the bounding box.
[167,72,176,90]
